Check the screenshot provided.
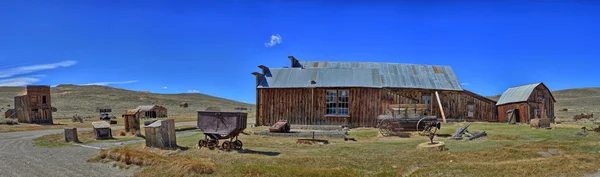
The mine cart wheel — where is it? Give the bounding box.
[197,139,208,149]
[378,120,393,137]
[222,141,232,151]
[208,139,218,150]
[233,140,243,150]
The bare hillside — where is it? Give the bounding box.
[0,84,254,119]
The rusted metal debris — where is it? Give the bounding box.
[574,113,594,121]
[575,125,600,136]
[449,123,487,140]
[196,111,247,151]
[269,120,290,133]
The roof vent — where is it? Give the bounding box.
[310,80,316,84]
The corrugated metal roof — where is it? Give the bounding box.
[257,60,462,90]
[258,68,382,88]
[136,105,157,111]
[496,83,542,106]
[92,121,111,129]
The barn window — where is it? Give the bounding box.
[326,90,349,115]
[42,96,47,104]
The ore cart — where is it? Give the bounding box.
[196,111,247,151]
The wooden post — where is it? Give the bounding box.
[64,128,80,143]
[435,91,447,123]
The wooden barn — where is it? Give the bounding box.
[14,85,54,124]
[135,105,168,118]
[252,56,497,127]
[5,109,15,118]
[496,83,556,123]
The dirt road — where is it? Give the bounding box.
[0,121,198,177]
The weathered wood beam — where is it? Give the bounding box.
[435,91,446,123]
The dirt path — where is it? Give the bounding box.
[0,121,198,177]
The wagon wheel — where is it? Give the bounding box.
[207,139,218,150]
[233,140,243,150]
[197,139,208,149]
[378,120,393,137]
[221,140,232,151]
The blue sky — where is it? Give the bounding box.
[0,0,599,104]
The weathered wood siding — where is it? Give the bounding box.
[257,87,496,127]
[381,89,497,122]
[144,119,177,149]
[14,95,30,123]
[256,88,381,127]
[497,103,530,123]
[527,84,555,121]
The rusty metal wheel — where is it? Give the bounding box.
[197,139,208,149]
[207,139,218,150]
[222,140,232,151]
[378,120,392,137]
[233,140,243,150]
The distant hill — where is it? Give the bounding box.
[0,85,254,119]
[487,88,600,118]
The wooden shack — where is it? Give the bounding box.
[144,119,177,149]
[92,121,113,140]
[14,85,54,124]
[496,82,556,123]
[5,109,15,118]
[122,109,141,135]
[252,56,497,127]
[179,102,188,108]
[135,105,168,118]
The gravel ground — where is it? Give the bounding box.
[0,121,197,177]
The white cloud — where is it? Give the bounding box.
[0,77,41,86]
[461,83,470,85]
[187,89,200,93]
[162,86,168,89]
[0,60,77,79]
[264,34,282,47]
[82,80,138,86]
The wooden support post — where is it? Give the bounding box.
[64,128,80,143]
[435,91,446,123]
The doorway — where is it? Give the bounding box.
[507,109,521,124]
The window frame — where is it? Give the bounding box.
[325,89,350,116]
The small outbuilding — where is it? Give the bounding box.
[122,109,141,135]
[496,82,556,123]
[136,105,168,118]
[92,121,113,140]
[179,103,188,108]
[5,109,15,118]
[144,119,177,149]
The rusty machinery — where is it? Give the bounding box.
[196,110,248,151]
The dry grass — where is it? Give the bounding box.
[88,147,216,176]
[89,122,600,177]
